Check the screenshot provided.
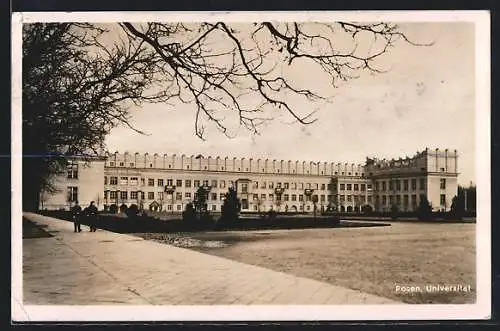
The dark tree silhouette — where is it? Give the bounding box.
[22,22,424,211]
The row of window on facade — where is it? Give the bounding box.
[374,178,446,191]
[107,161,365,177]
[373,194,446,206]
[104,176,336,191]
[102,190,349,203]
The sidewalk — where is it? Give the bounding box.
[22,212,400,305]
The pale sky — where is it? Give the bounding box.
[105,21,476,185]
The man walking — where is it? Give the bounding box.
[86,201,99,232]
[71,201,82,232]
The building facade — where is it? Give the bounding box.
[39,148,459,213]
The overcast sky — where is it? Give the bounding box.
[105,21,476,185]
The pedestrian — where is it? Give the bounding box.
[86,201,99,232]
[71,201,82,232]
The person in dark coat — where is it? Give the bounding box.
[86,201,99,232]
[71,201,82,232]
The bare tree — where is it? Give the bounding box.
[22,21,423,210]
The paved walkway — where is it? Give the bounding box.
[22,212,400,305]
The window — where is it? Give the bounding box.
[187,165,190,169]
[361,184,366,191]
[315,183,319,190]
[110,176,118,185]
[261,194,266,200]
[176,192,183,200]
[67,186,78,202]
[168,164,171,169]
[382,196,387,205]
[411,194,417,206]
[389,195,394,205]
[367,196,372,203]
[242,183,248,193]
[396,195,401,205]
[284,182,289,189]
[177,205,182,211]
[148,178,154,186]
[185,192,192,198]
[348,172,351,176]
[109,162,115,167]
[166,179,173,186]
[253,194,258,201]
[389,180,393,190]
[253,181,258,189]
[131,191,138,199]
[158,192,164,200]
[212,180,218,187]
[212,193,217,201]
[340,184,346,190]
[203,180,209,187]
[276,194,282,201]
[120,191,128,200]
[120,177,128,185]
[284,194,289,201]
[420,178,426,190]
[440,194,446,205]
[253,205,258,211]
[220,193,225,201]
[176,180,182,187]
[382,181,387,191]
[220,180,226,188]
[110,191,117,199]
[367,184,372,190]
[396,180,401,191]
[321,184,326,190]
[440,167,445,172]
[291,194,297,201]
[130,163,134,167]
[307,183,311,189]
[120,162,124,167]
[354,195,359,203]
[130,177,138,186]
[104,191,108,199]
[320,195,325,202]
[212,205,217,211]
[346,184,352,191]
[269,182,274,189]
[375,182,379,191]
[158,179,164,187]
[148,192,154,200]
[299,183,304,190]
[411,179,417,190]
[306,205,311,211]
[149,163,153,168]
[140,178,145,186]
[229,181,234,187]
[104,177,108,185]
[292,182,297,190]
[299,194,304,202]
[404,195,409,206]
[67,162,78,179]
[194,180,200,187]
[185,180,192,188]
[276,182,282,189]
[269,194,274,201]
[354,184,359,191]
[261,181,267,189]
[347,195,352,202]
[167,205,172,211]
[440,178,446,189]
[140,192,145,200]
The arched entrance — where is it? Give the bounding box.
[290,205,297,212]
[149,201,160,212]
[354,206,360,213]
[346,206,353,212]
[340,205,346,212]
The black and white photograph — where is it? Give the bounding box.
[11,10,490,321]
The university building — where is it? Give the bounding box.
[39,148,459,214]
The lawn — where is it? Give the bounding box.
[136,221,476,304]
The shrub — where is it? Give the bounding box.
[182,202,197,223]
[217,187,241,226]
[390,204,399,220]
[126,204,139,218]
[449,195,465,220]
[267,209,277,221]
[417,197,433,220]
[109,204,118,214]
[362,204,373,214]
